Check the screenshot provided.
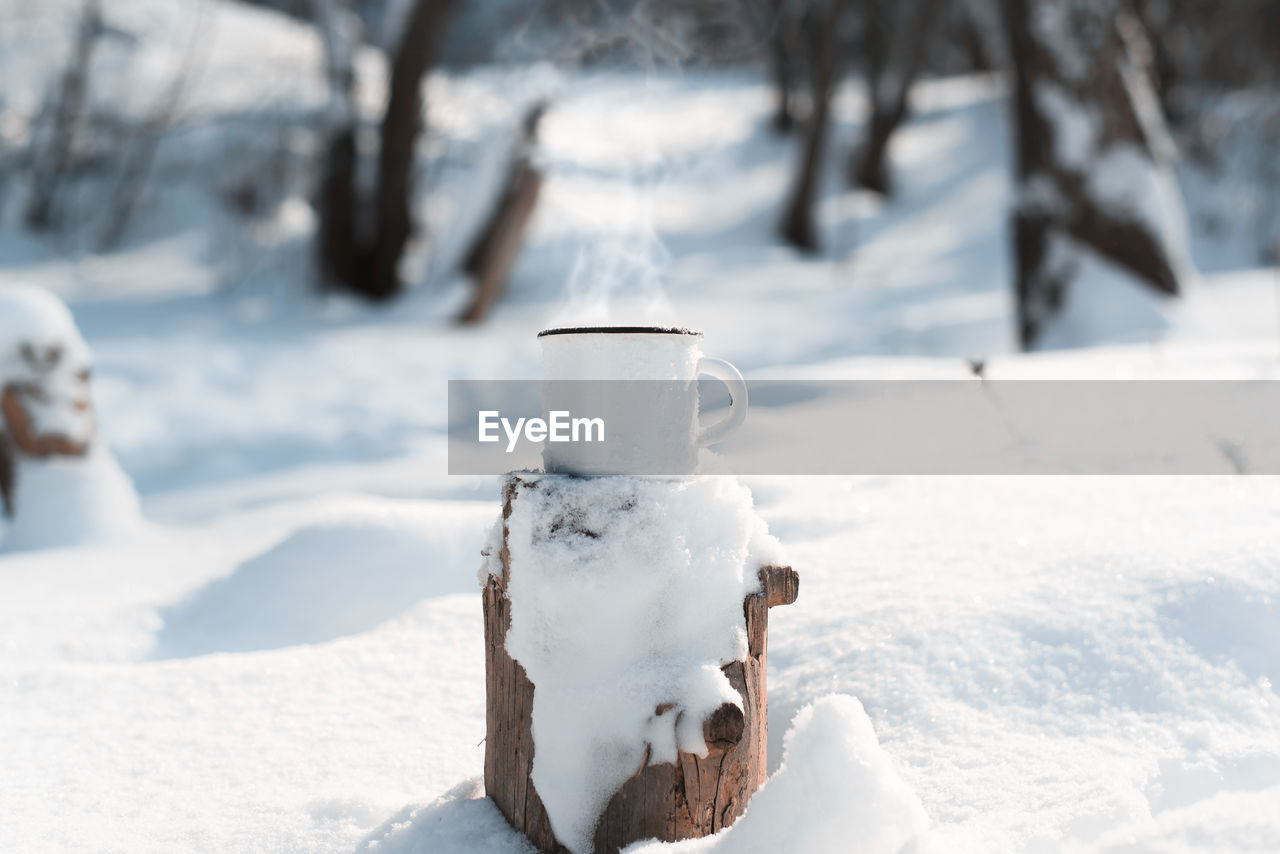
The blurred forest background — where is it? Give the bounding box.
[1,0,1279,349]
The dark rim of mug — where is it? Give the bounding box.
[537,326,702,337]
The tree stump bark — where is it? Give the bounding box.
[483,476,798,854]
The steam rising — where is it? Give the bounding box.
[553,184,676,326]
[484,0,775,327]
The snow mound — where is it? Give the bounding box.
[152,497,491,657]
[0,451,142,553]
[0,284,91,373]
[501,475,781,854]
[624,695,929,854]
[1085,786,1280,854]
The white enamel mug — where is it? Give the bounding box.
[538,326,747,475]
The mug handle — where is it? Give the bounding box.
[695,357,748,447]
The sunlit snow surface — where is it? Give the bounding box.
[2,1,1280,852]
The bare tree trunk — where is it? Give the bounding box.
[954,5,994,72]
[849,0,939,195]
[778,0,848,252]
[767,0,801,132]
[458,104,547,325]
[314,0,455,300]
[314,0,361,288]
[461,106,546,278]
[960,0,1010,71]
[1132,0,1186,123]
[0,94,12,223]
[1004,0,1189,349]
[367,0,456,300]
[25,0,101,231]
[0,436,14,520]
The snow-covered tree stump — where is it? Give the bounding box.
[482,475,798,854]
[0,286,140,551]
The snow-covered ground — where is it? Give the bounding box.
[1,2,1279,852]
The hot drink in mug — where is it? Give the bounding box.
[538,326,747,475]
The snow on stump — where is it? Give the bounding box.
[0,285,140,551]
[481,474,797,854]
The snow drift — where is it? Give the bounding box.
[624,695,930,854]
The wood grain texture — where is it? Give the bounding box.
[482,475,797,854]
